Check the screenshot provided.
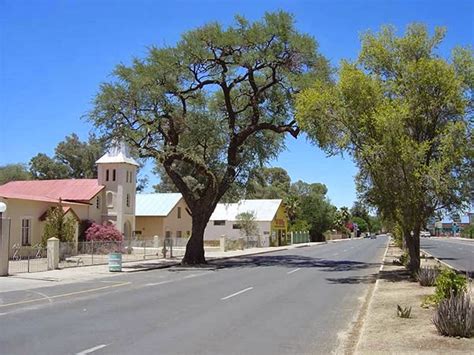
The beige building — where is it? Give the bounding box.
[0,143,138,254]
[135,193,192,240]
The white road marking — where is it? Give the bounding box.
[76,344,109,354]
[145,280,173,287]
[287,268,301,275]
[221,287,253,300]
[183,273,209,279]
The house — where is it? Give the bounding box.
[0,143,138,253]
[204,199,288,246]
[135,193,192,240]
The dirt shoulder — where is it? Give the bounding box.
[354,242,474,354]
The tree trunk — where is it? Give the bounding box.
[181,213,210,265]
[405,229,420,274]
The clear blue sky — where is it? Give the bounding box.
[1,0,473,207]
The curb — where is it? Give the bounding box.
[348,236,391,355]
[420,249,463,274]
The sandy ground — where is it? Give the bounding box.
[355,242,474,354]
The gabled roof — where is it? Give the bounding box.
[96,142,139,166]
[135,193,183,217]
[210,199,283,222]
[0,179,104,203]
[39,206,80,221]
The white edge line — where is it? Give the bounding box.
[287,268,301,274]
[221,287,253,300]
[76,343,109,355]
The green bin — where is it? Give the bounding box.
[108,252,122,272]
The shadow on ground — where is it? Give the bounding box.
[205,254,379,273]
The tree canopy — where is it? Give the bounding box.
[0,164,31,185]
[89,11,330,264]
[297,24,473,272]
[30,133,105,180]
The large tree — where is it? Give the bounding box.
[245,167,291,199]
[89,12,330,264]
[30,133,105,179]
[0,164,31,185]
[297,24,473,272]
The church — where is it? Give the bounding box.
[0,143,138,250]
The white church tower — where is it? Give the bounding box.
[96,142,139,239]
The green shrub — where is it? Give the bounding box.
[432,269,467,303]
[399,252,409,266]
[433,292,474,338]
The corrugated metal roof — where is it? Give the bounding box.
[0,179,104,203]
[136,193,182,216]
[210,199,283,222]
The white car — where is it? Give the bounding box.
[420,231,431,237]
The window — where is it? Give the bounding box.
[106,169,109,181]
[232,224,241,230]
[112,169,116,181]
[106,191,114,207]
[96,196,101,209]
[177,207,182,219]
[177,231,182,238]
[21,218,31,246]
[186,231,191,237]
[126,194,130,207]
[214,220,225,226]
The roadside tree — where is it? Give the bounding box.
[297,24,473,272]
[89,12,330,264]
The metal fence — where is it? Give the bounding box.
[57,237,190,269]
[8,243,49,274]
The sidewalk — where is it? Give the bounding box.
[354,241,474,354]
[0,240,334,293]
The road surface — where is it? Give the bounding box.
[420,237,474,274]
[0,237,388,355]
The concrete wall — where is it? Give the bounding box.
[135,198,192,239]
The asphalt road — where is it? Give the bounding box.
[0,237,388,355]
[420,237,474,274]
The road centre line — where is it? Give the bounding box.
[221,287,253,300]
[0,282,131,309]
[287,268,301,274]
[76,344,109,354]
[145,280,174,286]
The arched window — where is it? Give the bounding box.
[106,191,114,207]
[96,196,101,209]
[112,169,116,181]
[126,193,130,207]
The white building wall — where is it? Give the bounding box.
[204,220,271,240]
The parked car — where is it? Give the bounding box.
[420,231,431,237]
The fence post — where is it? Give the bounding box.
[220,235,226,252]
[290,231,294,245]
[47,237,59,270]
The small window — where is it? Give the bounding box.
[177,207,182,219]
[165,231,172,238]
[263,231,270,235]
[214,220,225,226]
[232,224,241,230]
[106,191,114,207]
[21,218,31,246]
[186,231,191,237]
[96,196,101,209]
[177,231,182,238]
[126,194,130,207]
[106,169,109,181]
[112,169,116,181]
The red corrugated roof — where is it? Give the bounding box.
[0,179,104,203]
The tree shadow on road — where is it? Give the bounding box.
[206,254,379,273]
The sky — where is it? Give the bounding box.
[1,0,473,208]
